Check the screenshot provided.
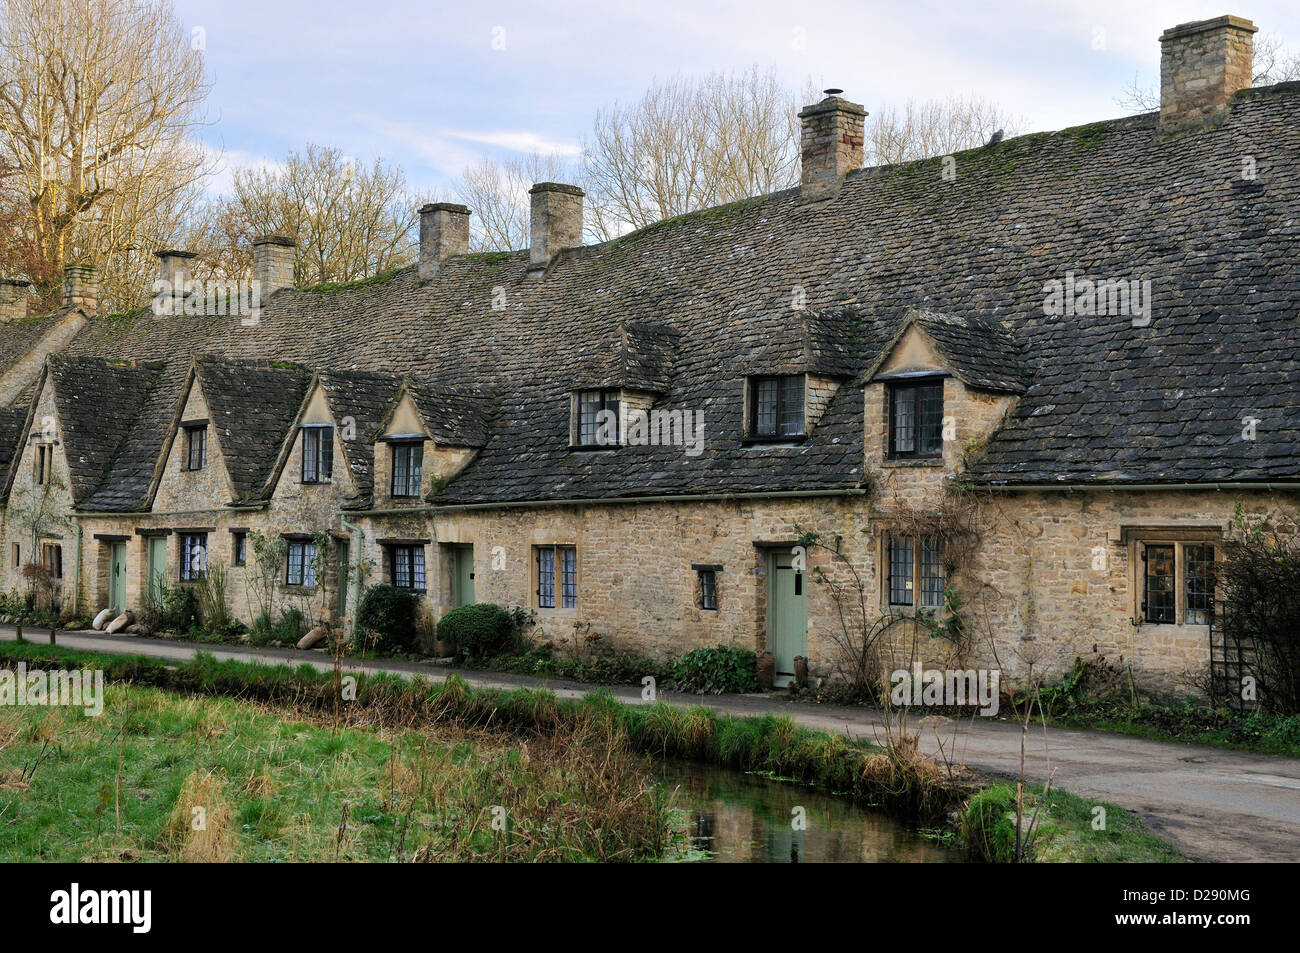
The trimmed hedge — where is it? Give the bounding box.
[355,584,420,653]
[438,602,511,658]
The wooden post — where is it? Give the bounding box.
[49,626,56,645]
[15,623,23,643]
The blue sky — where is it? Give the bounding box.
[176,0,1300,196]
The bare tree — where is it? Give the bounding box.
[865,94,1018,166]
[0,0,212,311]
[582,67,815,240]
[1117,31,1300,113]
[454,152,573,252]
[216,144,416,286]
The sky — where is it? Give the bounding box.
[174,0,1300,197]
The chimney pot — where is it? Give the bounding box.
[1159,15,1258,129]
[798,92,866,201]
[418,203,471,280]
[252,235,296,297]
[0,278,30,322]
[62,264,97,312]
[528,182,584,275]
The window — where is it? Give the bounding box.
[750,375,805,439]
[1185,544,1215,625]
[179,533,208,581]
[888,380,944,457]
[285,539,317,587]
[391,442,423,497]
[232,532,247,567]
[184,424,207,470]
[577,389,620,446]
[42,543,62,579]
[11,542,18,568]
[697,567,718,611]
[535,545,577,609]
[301,426,334,483]
[34,444,52,485]
[1137,540,1217,625]
[887,535,944,609]
[387,544,426,591]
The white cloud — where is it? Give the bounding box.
[445,129,582,156]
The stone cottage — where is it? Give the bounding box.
[0,14,1295,690]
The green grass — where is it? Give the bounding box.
[0,680,679,862]
[1044,705,1300,758]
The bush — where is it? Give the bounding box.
[673,645,759,694]
[355,584,420,653]
[438,603,512,658]
[961,783,1018,862]
[142,584,200,634]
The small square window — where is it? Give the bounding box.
[387,544,426,591]
[749,375,805,439]
[888,380,943,457]
[576,390,620,446]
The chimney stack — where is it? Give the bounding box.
[527,182,584,275]
[154,249,196,315]
[418,203,471,280]
[62,264,97,312]
[1159,15,1258,130]
[798,90,866,201]
[252,235,296,297]
[0,278,30,322]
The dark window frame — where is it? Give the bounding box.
[576,389,621,447]
[184,424,207,471]
[285,539,317,588]
[1137,540,1218,626]
[300,425,334,484]
[886,534,944,610]
[887,379,944,459]
[534,544,577,609]
[748,374,806,440]
[390,441,424,498]
[698,568,718,611]
[179,532,208,582]
[1142,544,1177,624]
[232,531,247,567]
[386,543,427,592]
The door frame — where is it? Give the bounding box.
[108,541,128,612]
[765,547,807,687]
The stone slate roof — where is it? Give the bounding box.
[3,81,1297,503]
[744,308,866,379]
[407,383,495,449]
[571,320,680,393]
[317,369,402,500]
[863,308,1028,393]
[0,407,28,475]
[0,311,77,369]
[43,356,166,506]
[192,359,313,503]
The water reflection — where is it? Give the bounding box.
[658,762,962,863]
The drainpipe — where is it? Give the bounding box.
[70,520,83,617]
[339,516,363,627]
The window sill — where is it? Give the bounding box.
[881,457,945,468]
[741,435,807,446]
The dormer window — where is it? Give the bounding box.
[183,422,207,470]
[301,425,334,483]
[888,379,943,458]
[391,441,423,498]
[576,389,620,447]
[749,375,804,440]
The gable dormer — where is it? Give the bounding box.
[568,320,679,449]
[374,380,491,502]
[860,309,1027,476]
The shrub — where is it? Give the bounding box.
[673,645,760,694]
[355,584,420,653]
[146,584,199,634]
[438,602,512,658]
[961,783,1018,862]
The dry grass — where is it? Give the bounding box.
[159,770,236,862]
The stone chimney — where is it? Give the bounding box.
[528,182,584,275]
[1159,15,1258,130]
[798,90,866,201]
[62,264,97,312]
[252,235,296,297]
[0,278,30,322]
[418,203,471,280]
[154,249,196,315]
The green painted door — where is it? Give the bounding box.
[452,544,475,607]
[146,537,167,606]
[108,542,128,612]
[768,550,807,686]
